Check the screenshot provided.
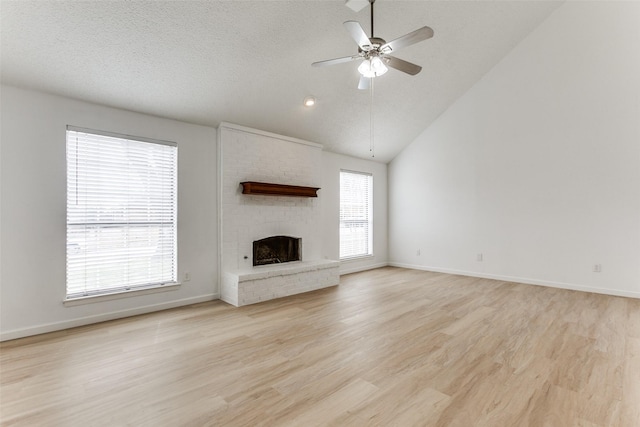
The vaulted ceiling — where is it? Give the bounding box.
[1,1,563,162]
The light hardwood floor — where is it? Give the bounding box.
[1,267,639,426]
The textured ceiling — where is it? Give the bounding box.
[1,1,563,163]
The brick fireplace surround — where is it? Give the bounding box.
[217,123,339,306]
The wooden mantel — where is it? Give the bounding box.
[240,181,320,197]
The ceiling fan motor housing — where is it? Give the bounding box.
[358,37,386,55]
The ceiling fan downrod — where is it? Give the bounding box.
[370,0,375,38]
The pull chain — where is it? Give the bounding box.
[370,77,375,158]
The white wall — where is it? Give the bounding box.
[322,151,388,275]
[0,86,218,340]
[389,1,640,298]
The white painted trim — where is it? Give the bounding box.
[218,122,323,149]
[217,124,224,298]
[389,262,640,299]
[1,293,220,342]
[63,283,181,306]
[340,254,375,262]
[66,125,177,147]
[340,262,389,276]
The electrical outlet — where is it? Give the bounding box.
[593,264,602,273]
[477,253,483,262]
[417,249,421,256]
[184,272,191,282]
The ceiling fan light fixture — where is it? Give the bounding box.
[358,57,388,78]
[371,57,388,75]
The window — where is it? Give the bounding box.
[340,170,373,259]
[66,126,177,299]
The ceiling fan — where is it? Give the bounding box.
[312,0,434,90]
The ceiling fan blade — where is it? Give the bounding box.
[312,55,361,67]
[344,20,372,51]
[358,75,370,90]
[379,26,434,54]
[383,55,422,75]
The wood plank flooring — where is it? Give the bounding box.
[1,267,639,426]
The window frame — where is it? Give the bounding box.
[65,126,178,303]
[339,169,374,260]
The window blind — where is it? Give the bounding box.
[340,170,373,259]
[66,127,177,299]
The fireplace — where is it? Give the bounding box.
[253,236,301,266]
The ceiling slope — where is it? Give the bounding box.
[1,1,563,162]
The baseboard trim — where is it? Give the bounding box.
[1,293,220,342]
[7,263,635,341]
[340,262,389,276]
[389,262,640,299]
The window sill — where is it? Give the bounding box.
[340,254,374,262]
[63,283,181,307]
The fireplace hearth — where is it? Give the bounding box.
[253,236,301,266]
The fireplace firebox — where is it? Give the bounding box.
[253,236,301,266]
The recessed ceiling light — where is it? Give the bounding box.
[303,96,316,107]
